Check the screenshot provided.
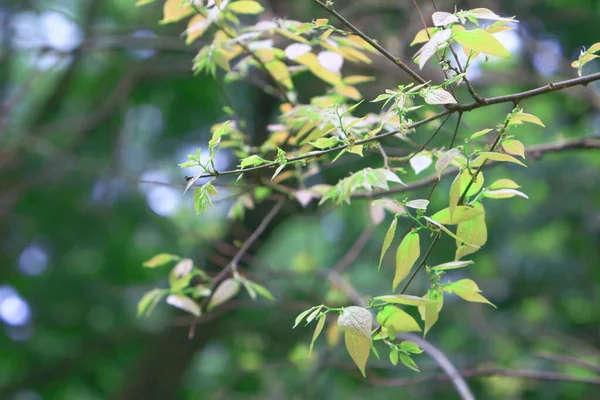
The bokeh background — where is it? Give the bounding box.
[1,0,599,399]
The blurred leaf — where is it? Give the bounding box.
[207,279,240,311]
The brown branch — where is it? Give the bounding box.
[311,0,428,85]
[537,350,600,374]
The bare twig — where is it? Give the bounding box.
[537,350,600,374]
[333,225,375,273]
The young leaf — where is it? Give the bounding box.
[250,282,275,301]
[399,354,420,372]
[309,314,326,355]
[400,341,424,354]
[410,153,432,175]
[393,232,421,290]
[405,199,429,210]
[418,290,443,336]
[160,0,194,24]
[338,307,372,377]
[509,112,545,127]
[453,29,511,58]
[448,171,464,216]
[449,279,496,307]
[207,279,240,311]
[475,152,527,167]
[424,217,480,249]
[239,155,269,169]
[410,28,439,46]
[455,202,487,259]
[143,253,181,268]
[421,88,457,104]
[435,148,461,178]
[166,294,201,316]
[376,305,421,333]
[432,11,459,26]
[483,189,529,199]
[389,348,399,365]
[374,294,439,306]
[294,306,318,328]
[415,29,452,69]
[502,139,525,158]
[137,289,165,317]
[431,260,474,271]
[379,218,397,270]
[227,0,264,14]
[470,128,493,140]
[431,206,484,225]
[489,178,520,190]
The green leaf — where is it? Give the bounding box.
[389,348,399,365]
[143,253,181,268]
[424,216,480,249]
[379,218,397,270]
[483,188,529,199]
[377,305,421,333]
[338,307,372,377]
[399,354,420,372]
[239,155,269,169]
[309,314,326,355]
[502,139,525,158]
[474,152,527,167]
[166,294,201,317]
[489,178,520,190]
[228,0,264,14]
[207,279,240,311]
[137,289,165,317]
[400,341,423,354]
[435,148,461,178]
[470,128,493,140]
[509,112,545,127]
[453,29,510,58]
[294,306,318,328]
[448,172,463,217]
[431,205,484,225]
[306,304,325,324]
[431,260,474,271]
[449,279,496,307]
[418,290,443,336]
[309,137,342,149]
[393,231,421,290]
[250,282,275,301]
[455,202,487,259]
[374,294,439,306]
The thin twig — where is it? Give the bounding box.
[537,350,600,374]
[333,225,375,273]
[311,0,428,85]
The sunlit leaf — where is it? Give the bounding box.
[455,202,487,259]
[228,0,264,14]
[317,51,344,73]
[502,139,525,158]
[418,290,443,336]
[509,112,545,127]
[137,289,165,317]
[431,206,484,225]
[470,128,493,140]
[376,305,421,333]
[435,148,462,178]
[160,0,194,24]
[338,307,372,377]
[379,218,397,270]
[405,199,429,210]
[432,11,459,26]
[489,178,520,190]
[143,253,181,268]
[421,88,457,104]
[483,189,529,199]
[449,279,496,307]
[474,152,527,167]
[431,260,474,271]
[415,29,452,69]
[186,14,209,44]
[239,155,270,169]
[424,217,480,249]
[374,294,438,306]
[393,231,420,290]
[410,28,439,46]
[453,29,510,58]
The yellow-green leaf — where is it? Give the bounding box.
[418,290,443,336]
[343,75,375,85]
[393,232,420,290]
[509,112,545,127]
[344,331,370,377]
[295,52,342,86]
[502,139,525,158]
[143,253,181,268]
[136,0,157,6]
[449,279,495,307]
[431,206,484,225]
[374,294,439,306]
[379,218,397,270]
[309,314,326,355]
[410,28,439,46]
[185,14,209,44]
[475,152,527,167]
[489,178,520,190]
[453,29,510,58]
[137,289,165,317]
[160,0,194,24]
[455,202,486,259]
[483,188,529,199]
[338,306,372,377]
[228,0,264,14]
[425,216,480,249]
[376,305,421,333]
